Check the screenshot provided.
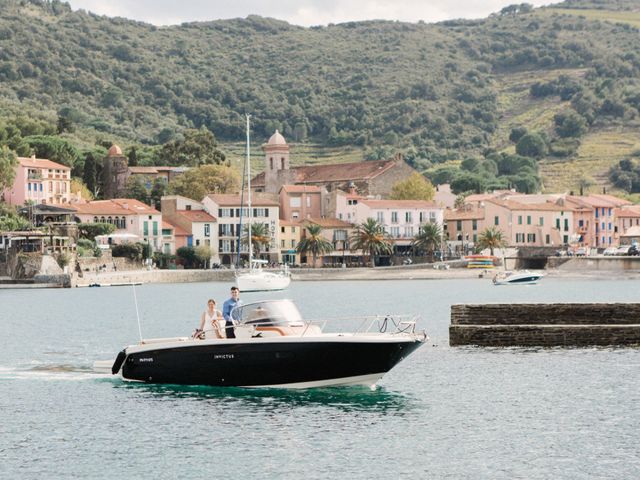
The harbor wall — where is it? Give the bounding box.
[449,303,640,347]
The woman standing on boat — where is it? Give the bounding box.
[196,299,224,339]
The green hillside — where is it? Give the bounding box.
[0,0,639,197]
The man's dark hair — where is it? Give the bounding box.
[231,286,239,292]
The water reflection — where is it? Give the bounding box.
[113,381,414,414]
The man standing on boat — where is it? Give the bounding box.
[222,286,242,339]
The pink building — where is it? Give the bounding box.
[614,205,640,245]
[278,185,323,221]
[444,206,485,253]
[2,156,71,206]
[72,199,163,251]
[483,199,571,247]
[565,194,632,248]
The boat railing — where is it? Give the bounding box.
[304,314,422,336]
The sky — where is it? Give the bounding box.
[65,0,558,27]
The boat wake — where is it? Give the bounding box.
[0,363,114,381]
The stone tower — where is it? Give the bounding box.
[262,130,290,194]
[101,144,128,199]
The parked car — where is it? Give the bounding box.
[575,247,588,257]
[628,245,639,256]
[616,246,631,255]
[603,246,618,256]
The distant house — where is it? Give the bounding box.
[160,195,217,261]
[2,155,71,206]
[300,217,355,267]
[71,199,162,251]
[251,130,417,197]
[278,184,324,221]
[202,193,280,265]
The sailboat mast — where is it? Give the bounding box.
[246,114,252,266]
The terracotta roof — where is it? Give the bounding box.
[615,206,640,218]
[486,198,565,212]
[18,157,70,170]
[163,219,189,236]
[177,210,216,222]
[445,209,485,221]
[107,144,123,156]
[206,193,279,207]
[252,159,398,187]
[305,217,353,228]
[280,185,322,193]
[280,220,303,227]
[465,190,514,203]
[72,199,159,215]
[567,194,632,208]
[360,199,439,209]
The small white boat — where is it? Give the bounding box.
[236,259,291,292]
[492,270,544,285]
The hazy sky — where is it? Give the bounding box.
[65,0,557,27]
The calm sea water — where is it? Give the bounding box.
[1,278,639,479]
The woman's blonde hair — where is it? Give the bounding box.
[207,299,216,305]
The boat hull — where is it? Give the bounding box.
[118,337,423,388]
[236,272,291,292]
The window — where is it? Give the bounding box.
[556,218,560,230]
[578,219,584,227]
[405,226,414,237]
[494,216,499,226]
[539,217,544,226]
[527,233,536,243]
[601,222,605,231]
[306,196,311,208]
[270,157,273,170]
[472,220,477,231]
[564,219,569,232]
[390,226,400,237]
[608,208,612,216]
[204,224,210,237]
[292,212,299,219]
[196,239,200,246]
[456,220,462,230]
[377,212,384,223]
[143,221,149,236]
[608,222,612,231]
[527,215,531,225]
[391,212,398,223]
[186,205,191,211]
[291,227,296,233]
[291,240,296,248]
[281,226,285,233]
[281,158,285,169]
[518,215,523,225]
[405,212,412,223]
[152,221,158,236]
[545,234,550,244]
[473,234,477,243]
[281,240,285,248]
[290,197,301,207]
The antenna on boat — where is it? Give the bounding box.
[246,114,252,268]
[132,283,143,343]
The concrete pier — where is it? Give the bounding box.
[449,303,640,347]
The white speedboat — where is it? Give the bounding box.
[492,270,544,285]
[236,259,291,292]
[106,299,427,388]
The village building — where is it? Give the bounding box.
[278,184,324,222]
[202,193,280,265]
[71,199,162,251]
[160,195,217,260]
[252,131,417,198]
[279,220,302,265]
[565,194,632,248]
[2,155,71,206]
[444,206,485,255]
[300,217,355,267]
[613,205,640,245]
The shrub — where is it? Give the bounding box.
[112,242,148,261]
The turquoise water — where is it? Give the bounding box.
[1,279,639,479]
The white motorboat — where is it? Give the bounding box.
[235,114,291,292]
[105,299,427,388]
[492,270,544,285]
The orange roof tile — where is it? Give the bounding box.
[615,206,640,217]
[163,219,190,236]
[252,159,398,187]
[71,199,159,215]
[177,210,216,222]
[280,185,322,193]
[18,157,70,170]
[486,198,565,212]
[444,209,485,220]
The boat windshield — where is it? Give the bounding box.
[231,299,304,326]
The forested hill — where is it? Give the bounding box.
[0,0,639,195]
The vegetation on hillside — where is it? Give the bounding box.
[0,0,639,199]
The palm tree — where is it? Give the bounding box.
[477,226,507,256]
[412,222,441,261]
[242,222,270,258]
[349,218,392,268]
[296,224,333,267]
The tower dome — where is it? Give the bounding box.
[267,130,287,146]
[107,144,123,156]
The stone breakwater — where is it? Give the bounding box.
[449,303,640,347]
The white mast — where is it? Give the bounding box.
[246,114,252,267]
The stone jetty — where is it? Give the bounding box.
[449,303,640,347]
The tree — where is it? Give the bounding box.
[23,135,81,169]
[412,222,442,261]
[0,202,30,231]
[127,146,138,167]
[296,224,333,267]
[159,127,226,167]
[242,222,270,258]
[124,176,149,204]
[390,172,435,201]
[554,111,587,138]
[70,178,93,201]
[168,165,240,201]
[349,218,392,268]
[177,246,198,268]
[477,226,507,256]
[149,178,168,210]
[516,132,547,159]
[0,145,18,193]
[194,244,214,269]
[509,126,527,143]
[82,152,98,196]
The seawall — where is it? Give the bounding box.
[449,303,640,347]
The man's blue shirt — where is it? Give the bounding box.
[223,297,241,322]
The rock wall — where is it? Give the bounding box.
[450,303,640,347]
